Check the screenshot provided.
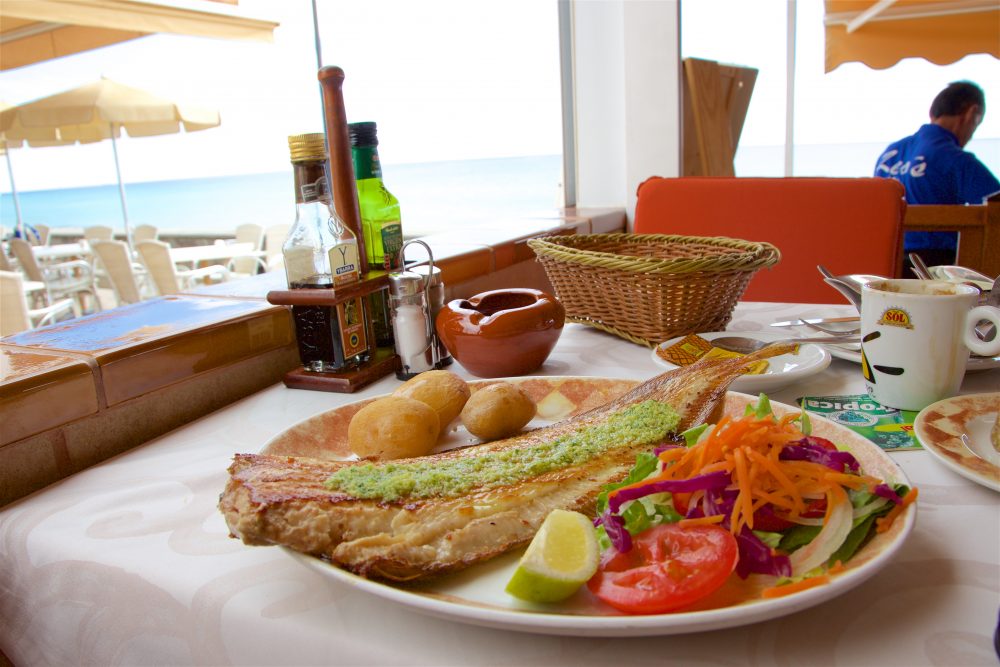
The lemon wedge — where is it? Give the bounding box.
[505,509,599,602]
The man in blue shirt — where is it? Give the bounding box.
[874,80,1000,267]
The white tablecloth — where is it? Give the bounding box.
[2,302,998,666]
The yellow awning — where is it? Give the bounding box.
[0,0,278,71]
[824,0,1000,72]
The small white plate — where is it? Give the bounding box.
[651,331,831,393]
[914,392,1000,492]
[828,346,1000,373]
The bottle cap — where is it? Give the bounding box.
[348,122,378,147]
[288,133,327,162]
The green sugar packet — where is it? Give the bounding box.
[796,394,921,451]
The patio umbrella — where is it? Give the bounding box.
[1,0,278,72]
[1,101,71,237]
[0,78,221,249]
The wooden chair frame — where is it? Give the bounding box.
[902,193,999,278]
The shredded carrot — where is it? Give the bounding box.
[676,515,725,528]
[876,487,919,533]
[828,560,846,575]
[761,575,830,599]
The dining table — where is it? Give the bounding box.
[169,242,265,267]
[29,242,92,263]
[1,300,997,667]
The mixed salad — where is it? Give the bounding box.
[581,395,916,614]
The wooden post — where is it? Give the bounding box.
[317,66,369,276]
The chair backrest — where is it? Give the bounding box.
[91,240,142,304]
[902,194,999,278]
[34,224,51,245]
[231,223,265,274]
[83,225,114,242]
[0,246,13,272]
[136,240,181,295]
[633,177,906,303]
[133,224,159,243]
[0,270,31,337]
[8,238,43,282]
[264,223,289,270]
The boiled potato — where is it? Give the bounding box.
[461,382,536,441]
[393,370,471,431]
[348,396,440,460]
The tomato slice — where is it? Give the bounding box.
[671,492,691,516]
[587,524,739,614]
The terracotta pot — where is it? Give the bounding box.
[435,288,565,378]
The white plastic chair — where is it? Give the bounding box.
[91,240,147,306]
[0,245,45,295]
[133,224,159,243]
[226,223,266,278]
[83,225,114,243]
[8,238,98,314]
[263,223,289,272]
[1,270,74,337]
[136,240,229,295]
[34,224,51,246]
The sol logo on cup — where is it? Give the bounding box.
[877,307,913,329]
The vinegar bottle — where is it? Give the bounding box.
[283,133,371,372]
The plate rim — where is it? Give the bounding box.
[913,392,1000,492]
[269,386,915,637]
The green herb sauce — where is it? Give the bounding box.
[325,400,680,501]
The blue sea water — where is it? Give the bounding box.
[0,155,564,238]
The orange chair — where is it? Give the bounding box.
[633,177,906,303]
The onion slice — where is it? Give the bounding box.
[788,485,853,575]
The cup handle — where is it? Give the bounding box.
[965,306,1000,356]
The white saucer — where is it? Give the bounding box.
[651,331,832,393]
[828,345,1000,373]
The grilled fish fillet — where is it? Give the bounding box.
[220,344,796,581]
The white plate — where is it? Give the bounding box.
[914,392,1000,492]
[651,331,832,393]
[828,345,1000,372]
[263,383,914,637]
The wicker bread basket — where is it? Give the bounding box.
[527,233,781,347]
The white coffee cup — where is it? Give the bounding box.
[860,279,1000,411]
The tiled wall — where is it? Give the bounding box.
[0,209,625,505]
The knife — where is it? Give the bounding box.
[770,316,860,328]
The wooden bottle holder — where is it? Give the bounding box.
[267,270,400,393]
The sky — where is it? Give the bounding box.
[0,0,563,192]
[1,0,998,194]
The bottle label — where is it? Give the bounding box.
[329,242,360,286]
[337,297,368,359]
[352,146,382,180]
[381,222,404,269]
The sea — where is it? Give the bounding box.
[4,140,998,239]
[0,155,565,240]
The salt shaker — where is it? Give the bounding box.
[389,240,436,379]
[408,263,452,368]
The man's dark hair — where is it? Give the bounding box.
[930,81,985,118]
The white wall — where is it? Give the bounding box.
[566,0,681,223]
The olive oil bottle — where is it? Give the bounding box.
[349,122,403,270]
